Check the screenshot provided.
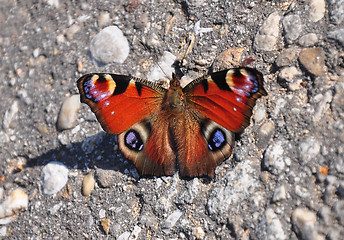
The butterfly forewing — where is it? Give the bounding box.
[184,67,267,132]
[77,73,165,134]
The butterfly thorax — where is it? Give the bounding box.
[164,75,186,115]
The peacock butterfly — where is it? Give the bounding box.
[77,67,267,177]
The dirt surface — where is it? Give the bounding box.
[1,0,343,239]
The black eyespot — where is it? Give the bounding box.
[208,128,226,151]
[124,130,144,152]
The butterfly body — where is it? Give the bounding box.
[78,67,267,177]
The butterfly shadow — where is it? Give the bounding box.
[27,132,140,177]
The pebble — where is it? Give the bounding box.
[292,208,324,240]
[66,24,81,40]
[134,12,148,30]
[162,210,183,234]
[282,14,303,42]
[318,206,331,225]
[57,95,81,131]
[263,141,286,174]
[0,226,7,237]
[101,218,111,235]
[0,131,9,146]
[147,51,176,82]
[299,47,326,76]
[313,90,333,122]
[95,168,117,188]
[253,102,267,123]
[46,0,59,8]
[82,172,95,196]
[41,161,69,195]
[299,33,318,47]
[275,46,300,67]
[254,11,281,51]
[256,121,275,149]
[279,66,302,82]
[2,100,19,130]
[261,208,287,240]
[309,0,326,22]
[0,187,3,200]
[90,26,130,65]
[298,137,321,165]
[0,188,29,219]
[194,226,205,239]
[98,12,110,28]
[118,232,130,240]
[272,184,287,202]
[327,28,344,46]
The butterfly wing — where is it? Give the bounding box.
[176,67,267,177]
[184,67,267,133]
[78,73,176,176]
[77,73,165,134]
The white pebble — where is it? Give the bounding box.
[57,95,81,130]
[147,51,176,82]
[0,188,29,219]
[41,161,69,195]
[90,26,129,65]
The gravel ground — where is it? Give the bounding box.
[1,0,343,239]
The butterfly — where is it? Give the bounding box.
[77,67,267,177]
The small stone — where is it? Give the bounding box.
[46,0,59,8]
[95,169,117,188]
[272,184,287,202]
[162,210,183,234]
[194,226,205,239]
[98,209,107,220]
[313,90,333,122]
[33,48,40,58]
[292,208,324,240]
[0,188,29,219]
[299,47,326,76]
[147,51,176,82]
[256,121,275,149]
[275,46,300,67]
[299,33,318,47]
[0,226,7,237]
[41,161,69,195]
[101,218,111,235]
[129,225,141,240]
[261,208,287,240]
[254,12,281,51]
[90,26,130,65]
[263,141,286,174]
[57,95,81,131]
[82,172,95,196]
[0,132,9,146]
[327,28,344,46]
[331,79,344,114]
[298,137,321,165]
[253,103,267,123]
[309,0,326,22]
[2,100,19,130]
[66,24,81,41]
[279,66,302,82]
[283,14,303,42]
[118,232,130,240]
[98,12,110,28]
